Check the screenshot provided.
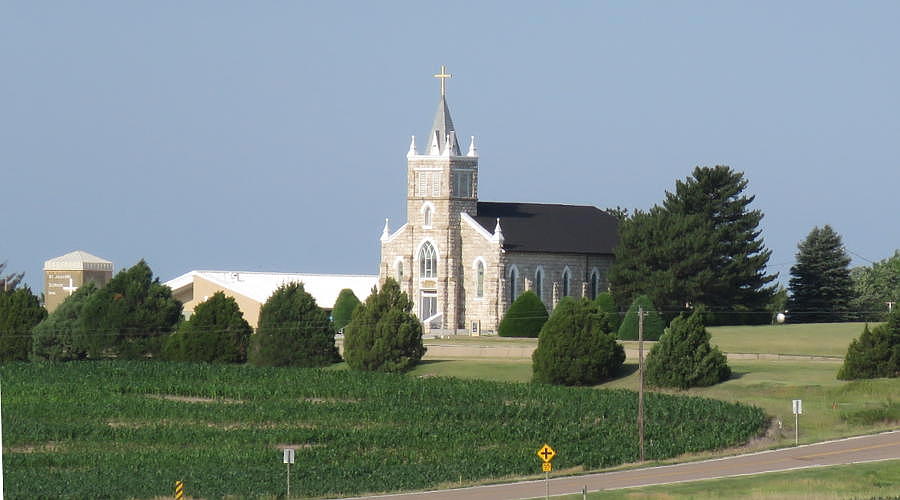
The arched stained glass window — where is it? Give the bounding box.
[562,268,570,297]
[590,269,599,299]
[419,242,437,279]
[535,267,543,301]
[508,266,518,302]
[423,206,433,227]
[396,260,404,282]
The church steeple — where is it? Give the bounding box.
[426,65,461,156]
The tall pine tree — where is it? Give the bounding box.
[788,225,854,323]
[610,166,775,323]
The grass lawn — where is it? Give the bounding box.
[707,322,872,357]
[420,322,873,359]
[547,459,900,499]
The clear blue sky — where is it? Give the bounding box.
[4,1,899,292]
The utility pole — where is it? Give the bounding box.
[638,306,645,462]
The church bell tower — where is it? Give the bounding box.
[402,65,479,330]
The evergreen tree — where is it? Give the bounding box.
[249,282,339,367]
[164,292,252,363]
[77,260,182,359]
[32,282,97,362]
[610,166,776,324]
[850,250,900,321]
[593,292,622,331]
[343,278,425,372]
[617,295,666,341]
[498,290,549,338]
[0,286,46,361]
[0,261,24,291]
[788,225,854,323]
[837,309,900,380]
[532,297,625,386]
[331,288,361,332]
[645,310,731,389]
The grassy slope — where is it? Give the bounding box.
[706,322,871,357]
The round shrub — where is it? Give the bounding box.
[617,295,665,340]
[646,310,731,389]
[343,278,425,373]
[498,290,549,338]
[164,292,252,363]
[838,310,900,380]
[332,288,361,332]
[249,283,340,367]
[532,297,625,386]
[593,292,621,331]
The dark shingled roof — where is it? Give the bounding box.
[473,202,618,255]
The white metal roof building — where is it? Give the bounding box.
[164,270,378,328]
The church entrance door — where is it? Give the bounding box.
[420,290,437,322]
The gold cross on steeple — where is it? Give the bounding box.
[433,65,452,97]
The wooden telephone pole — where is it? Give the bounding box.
[637,306,645,462]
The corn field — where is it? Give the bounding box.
[1,362,766,498]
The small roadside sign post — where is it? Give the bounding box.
[283,448,295,498]
[792,399,802,445]
[536,444,556,500]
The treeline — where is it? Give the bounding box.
[0,261,425,374]
[608,165,898,324]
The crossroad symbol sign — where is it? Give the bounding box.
[541,462,552,472]
[537,444,556,462]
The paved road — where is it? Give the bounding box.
[345,431,900,499]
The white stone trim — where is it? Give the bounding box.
[382,223,407,244]
[460,212,494,242]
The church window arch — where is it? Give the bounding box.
[561,266,571,297]
[473,257,486,298]
[394,258,405,283]
[508,264,519,302]
[534,266,544,302]
[418,241,437,279]
[420,201,435,229]
[590,268,600,299]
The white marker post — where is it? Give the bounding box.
[792,399,802,445]
[283,448,295,498]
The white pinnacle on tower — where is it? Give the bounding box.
[380,218,391,242]
[407,136,417,157]
[467,136,478,157]
[491,218,504,244]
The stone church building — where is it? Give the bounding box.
[379,68,618,334]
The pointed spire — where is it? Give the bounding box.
[491,217,504,244]
[380,218,391,243]
[441,134,452,157]
[407,135,417,157]
[467,136,478,157]
[428,96,460,155]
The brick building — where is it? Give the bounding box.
[379,68,618,334]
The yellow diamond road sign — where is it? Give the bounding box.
[537,444,556,462]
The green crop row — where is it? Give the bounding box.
[1,362,766,498]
